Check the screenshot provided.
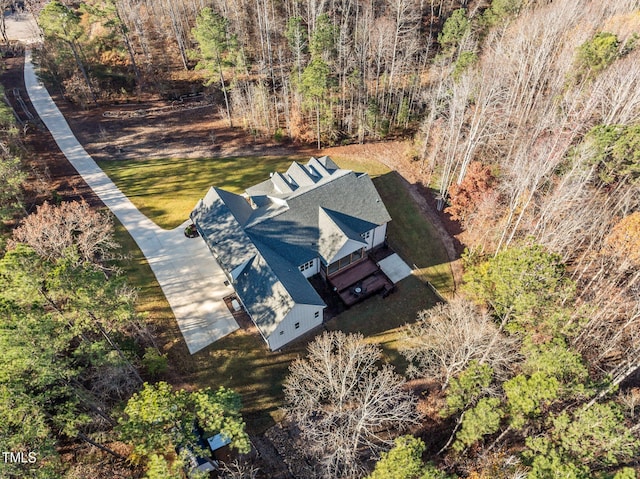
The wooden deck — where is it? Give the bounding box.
[328,259,379,291]
[328,258,394,306]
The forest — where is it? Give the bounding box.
[1,0,640,477]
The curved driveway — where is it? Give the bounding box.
[24,50,238,354]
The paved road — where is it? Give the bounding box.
[3,10,41,44]
[23,50,239,354]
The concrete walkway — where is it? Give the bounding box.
[23,50,239,354]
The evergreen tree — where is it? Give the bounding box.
[463,244,575,336]
[119,381,250,472]
[193,8,237,127]
[367,436,450,479]
[38,0,97,103]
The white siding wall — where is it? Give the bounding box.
[363,223,388,250]
[298,257,320,278]
[371,223,387,248]
[267,304,324,350]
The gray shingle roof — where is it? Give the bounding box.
[251,237,325,307]
[246,167,391,266]
[191,188,257,274]
[233,252,294,338]
[191,187,325,340]
[317,155,340,170]
[191,157,390,338]
[318,207,368,264]
[286,161,318,187]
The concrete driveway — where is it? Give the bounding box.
[23,50,239,354]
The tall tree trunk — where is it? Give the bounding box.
[68,40,97,104]
[216,52,233,127]
[114,3,142,86]
[316,100,321,149]
[77,432,127,460]
[166,0,189,70]
[0,12,8,43]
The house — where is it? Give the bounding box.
[191,156,392,350]
[182,430,232,477]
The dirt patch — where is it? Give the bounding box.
[1,51,103,211]
[251,434,295,479]
[53,90,316,162]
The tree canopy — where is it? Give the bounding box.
[119,381,250,471]
[0,86,25,225]
[463,244,575,336]
[585,124,640,185]
[283,331,418,479]
[367,436,450,479]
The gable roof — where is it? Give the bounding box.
[192,157,391,339]
[318,207,368,264]
[192,187,325,340]
[246,166,391,266]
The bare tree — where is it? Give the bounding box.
[402,298,520,389]
[10,201,118,267]
[283,331,419,479]
[219,459,260,479]
[0,0,10,43]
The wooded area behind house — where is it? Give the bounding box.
[1,0,640,477]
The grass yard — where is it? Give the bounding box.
[104,153,453,433]
[97,156,301,229]
[373,172,454,295]
[326,274,439,373]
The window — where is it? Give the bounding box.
[314,311,320,318]
[299,259,314,272]
[295,322,300,329]
[339,256,351,269]
[327,249,366,276]
[361,230,371,240]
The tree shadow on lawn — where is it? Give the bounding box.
[325,275,440,370]
[186,328,306,434]
[373,172,456,294]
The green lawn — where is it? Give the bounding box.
[372,172,454,295]
[97,156,301,229]
[326,274,439,373]
[104,154,453,433]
